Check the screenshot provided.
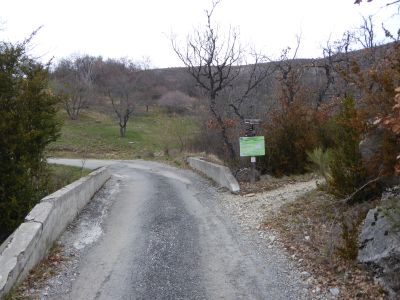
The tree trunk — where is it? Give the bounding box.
[221,125,236,160]
[120,125,126,137]
[210,102,236,159]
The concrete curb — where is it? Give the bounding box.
[0,166,111,298]
[187,157,240,193]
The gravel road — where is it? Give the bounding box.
[23,159,320,299]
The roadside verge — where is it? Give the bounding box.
[0,166,110,298]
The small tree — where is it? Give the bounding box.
[262,101,320,175]
[357,15,376,49]
[172,0,273,159]
[97,59,144,137]
[259,38,326,175]
[0,37,60,241]
[52,55,98,119]
[275,37,306,107]
[329,97,366,199]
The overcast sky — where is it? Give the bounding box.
[1,0,398,68]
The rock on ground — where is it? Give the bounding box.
[358,188,400,299]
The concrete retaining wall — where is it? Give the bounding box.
[0,166,110,298]
[187,157,240,193]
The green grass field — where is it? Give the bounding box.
[46,109,200,160]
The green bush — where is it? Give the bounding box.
[328,97,367,199]
[307,147,333,183]
[0,38,60,242]
[261,103,319,175]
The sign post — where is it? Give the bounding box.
[239,119,264,184]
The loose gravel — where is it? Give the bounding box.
[223,180,318,231]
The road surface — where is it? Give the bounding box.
[36,159,312,300]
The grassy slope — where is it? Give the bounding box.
[46,110,199,160]
[47,164,91,193]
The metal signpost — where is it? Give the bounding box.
[239,119,264,183]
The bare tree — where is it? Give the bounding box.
[358,15,376,49]
[97,59,143,137]
[306,37,345,106]
[329,16,389,99]
[274,36,307,107]
[354,0,400,6]
[132,68,162,113]
[326,31,359,97]
[316,40,337,104]
[52,55,97,119]
[355,0,400,42]
[172,0,273,159]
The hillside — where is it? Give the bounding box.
[47,110,199,160]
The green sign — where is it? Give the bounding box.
[239,136,265,157]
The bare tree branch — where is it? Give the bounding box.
[171,1,271,158]
[358,15,376,49]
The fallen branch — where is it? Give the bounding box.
[340,176,382,203]
[328,176,381,206]
[344,176,381,203]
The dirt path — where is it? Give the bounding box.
[221,180,318,231]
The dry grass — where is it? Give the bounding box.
[239,172,319,195]
[264,188,387,299]
[4,244,66,300]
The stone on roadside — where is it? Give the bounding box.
[329,287,340,296]
[245,193,256,197]
[301,271,310,277]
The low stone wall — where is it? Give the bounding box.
[187,157,240,193]
[0,167,111,298]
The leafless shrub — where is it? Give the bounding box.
[157,90,197,114]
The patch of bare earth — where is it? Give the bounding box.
[239,173,318,195]
[262,185,387,299]
[6,244,68,299]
